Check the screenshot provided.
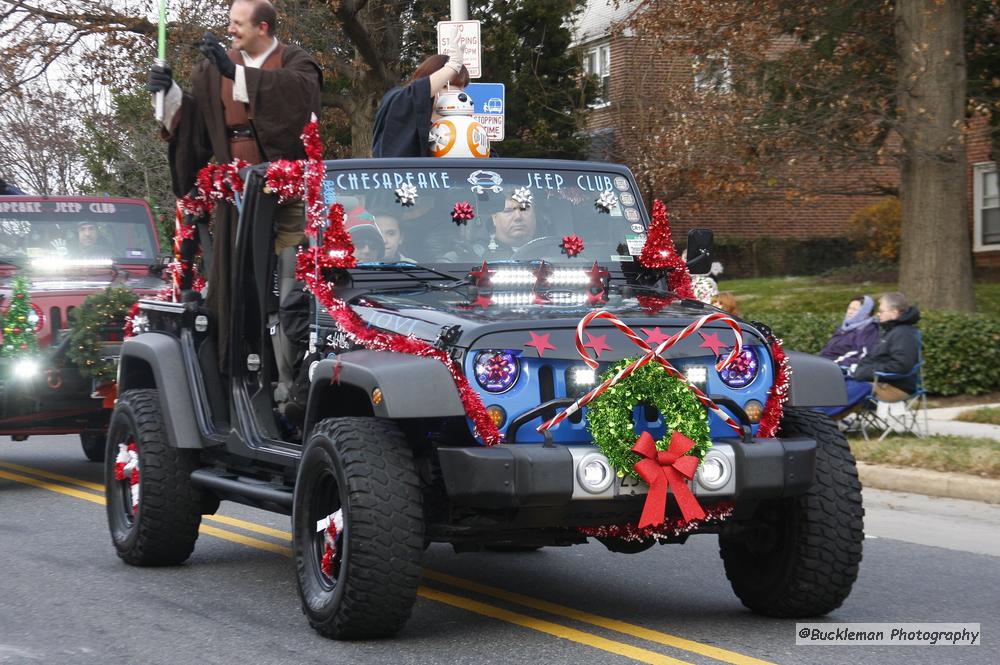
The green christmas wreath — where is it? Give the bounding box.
[66,286,138,381]
[586,359,712,477]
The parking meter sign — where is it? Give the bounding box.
[437,21,481,79]
[466,82,505,141]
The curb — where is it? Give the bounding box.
[858,462,1000,504]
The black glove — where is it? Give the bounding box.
[199,32,236,80]
[147,63,173,94]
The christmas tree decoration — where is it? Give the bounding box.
[594,190,618,213]
[560,234,584,258]
[1,276,38,358]
[511,187,533,210]
[395,184,418,207]
[66,287,138,381]
[451,201,475,225]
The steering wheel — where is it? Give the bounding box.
[510,236,557,260]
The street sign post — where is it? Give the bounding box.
[437,20,481,79]
[465,82,504,141]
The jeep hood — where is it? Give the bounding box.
[345,287,767,361]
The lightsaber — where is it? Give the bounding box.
[154,0,167,123]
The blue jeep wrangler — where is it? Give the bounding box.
[105,158,862,639]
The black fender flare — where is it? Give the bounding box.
[117,334,202,449]
[784,350,848,407]
[305,350,467,427]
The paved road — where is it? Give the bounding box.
[2,435,997,665]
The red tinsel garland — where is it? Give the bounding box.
[264,160,306,202]
[638,200,694,300]
[178,159,248,216]
[757,339,790,438]
[579,503,734,542]
[301,116,328,237]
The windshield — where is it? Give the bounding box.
[322,166,646,266]
[0,199,158,266]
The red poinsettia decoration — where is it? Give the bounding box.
[452,201,475,225]
[560,234,584,258]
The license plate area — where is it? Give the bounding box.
[615,473,648,496]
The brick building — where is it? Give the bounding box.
[571,0,1000,276]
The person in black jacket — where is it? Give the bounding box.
[372,43,468,158]
[819,291,921,417]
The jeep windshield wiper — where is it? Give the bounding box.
[354,261,465,284]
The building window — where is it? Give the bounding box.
[974,162,1000,251]
[693,53,732,94]
[584,42,611,107]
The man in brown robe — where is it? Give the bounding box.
[148,0,321,375]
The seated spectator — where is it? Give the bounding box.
[818,291,921,417]
[820,295,880,372]
[711,292,741,317]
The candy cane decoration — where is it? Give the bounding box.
[538,310,745,435]
[114,441,140,512]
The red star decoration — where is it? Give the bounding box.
[524,331,557,357]
[583,333,613,358]
[473,294,493,309]
[587,290,608,307]
[585,260,609,286]
[532,260,552,287]
[699,331,728,356]
[641,326,670,347]
[469,261,493,288]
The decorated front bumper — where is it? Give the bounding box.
[436,436,817,510]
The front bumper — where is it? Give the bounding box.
[436,437,817,510]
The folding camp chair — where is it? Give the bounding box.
[856,331,929,441]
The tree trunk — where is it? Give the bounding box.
[349,77,384,158]
[895,0,976,312]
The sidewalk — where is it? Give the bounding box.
[859,402,1000,503]
[924,403,1000,440]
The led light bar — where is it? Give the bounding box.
[29,258,113,269]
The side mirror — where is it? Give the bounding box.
[148,254,173,277]
[685,229,713,275]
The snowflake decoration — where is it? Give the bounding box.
[595,190,619,213]
[511,187,533,210]
[395,183,418,207]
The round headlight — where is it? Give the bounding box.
[718,346,759,389]
[474,350,521,393]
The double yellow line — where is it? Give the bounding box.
[0,459,774,665]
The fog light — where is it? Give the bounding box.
[744,399,763,423]
[685,365,708,390]
[486,405,506,428]
[576,452,614,494]
[572,367,596,386]
[696,451,732,491]
[13,359,39,380]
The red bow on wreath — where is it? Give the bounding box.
[632,431,706,527]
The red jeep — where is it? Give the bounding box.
[0,195,165,460]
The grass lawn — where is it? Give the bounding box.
[849,434,1000,479]
[720,276,1000,318]
[955,407,1000,426]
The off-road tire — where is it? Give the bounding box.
[105,389,203,566]
[293,417,424,639]
[719,407,864,617]
[80,431,105,462]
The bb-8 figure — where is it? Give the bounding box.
[429,88,490,159]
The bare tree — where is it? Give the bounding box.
[0,80,87,194]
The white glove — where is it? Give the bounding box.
[444,39,465,74]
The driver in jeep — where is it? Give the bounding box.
[484,193,539,259]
